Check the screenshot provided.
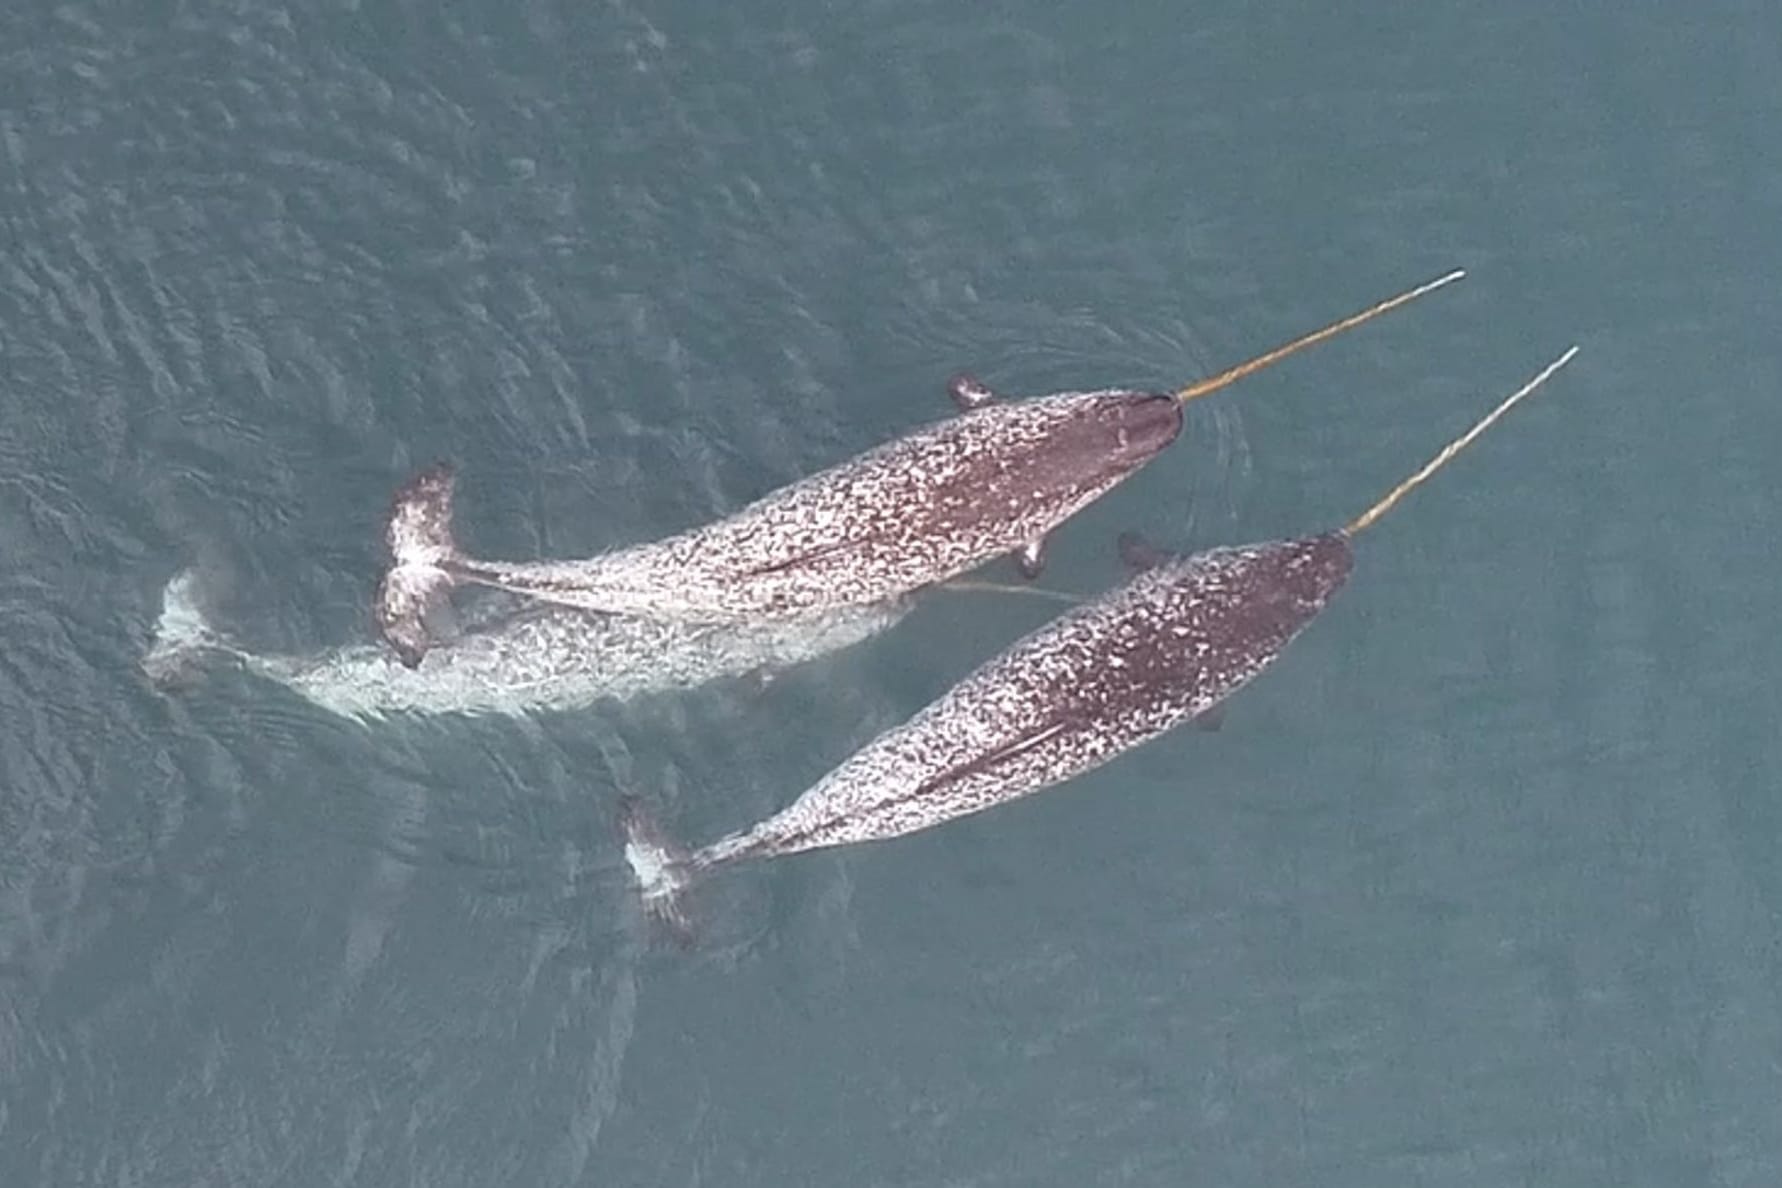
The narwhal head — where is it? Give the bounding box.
[1271,531,1355,617]
[1065,391,1184,483]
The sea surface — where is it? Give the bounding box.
[3,2,1779,1185]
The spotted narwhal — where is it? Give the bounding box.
[143,564,1069,721]
[618,346,1579,935]
[142,569,912,721]
[376,272,1465,666]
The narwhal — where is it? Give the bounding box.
[140,569,913,721]
[376,272,1464,666]
[617,346,1580,934]
[142,567,1071,721]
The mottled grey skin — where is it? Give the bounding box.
[616,338,1580,929]
[146,570,908,721]
[621,532,1352,921]
[378,387,1181,666]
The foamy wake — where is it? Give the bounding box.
[616,795,697,945]
[141,569,230,688]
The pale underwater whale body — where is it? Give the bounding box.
[142,569,911,721]
[376,272,1466,667]
[619,347,1580,937]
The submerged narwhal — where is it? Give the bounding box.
[143,563,1069,721]
[376,272,1464,666]
[619,346,1580,933]
[141,569,912,721]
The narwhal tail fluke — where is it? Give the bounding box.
[142,568,239,689]
[617,795,700,946]
[376,462,465,669]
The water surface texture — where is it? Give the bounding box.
[3,2,1779,1185]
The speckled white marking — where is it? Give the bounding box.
[146,570,908,720]
[409,389,1180,624]
[680,534,1353,871]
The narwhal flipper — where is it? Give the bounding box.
[947,374,997,411]
[375,462,465,668]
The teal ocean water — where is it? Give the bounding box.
[3,2,1778,1184]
